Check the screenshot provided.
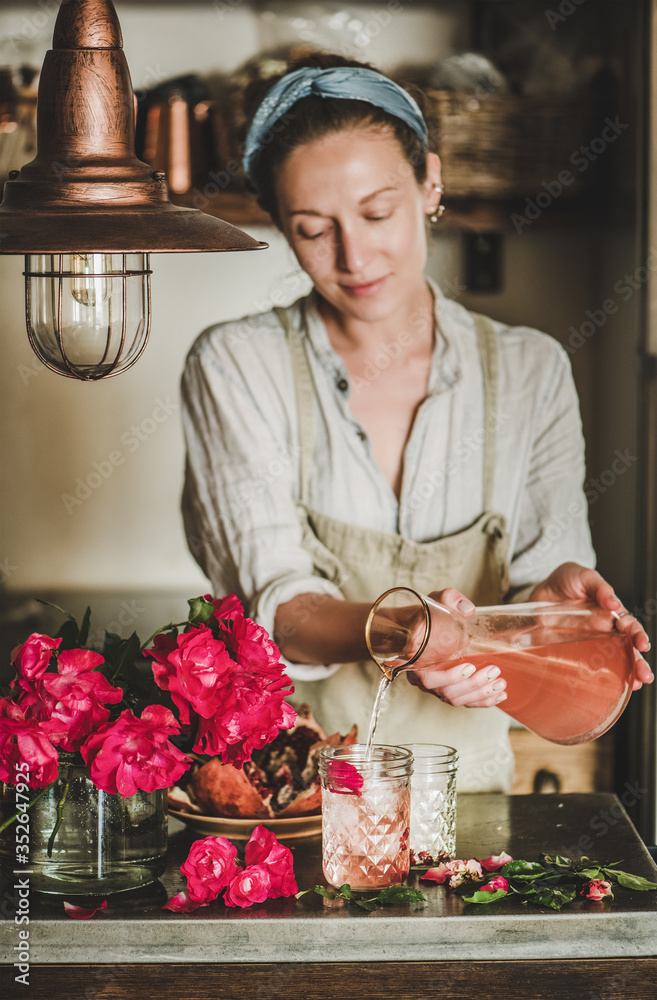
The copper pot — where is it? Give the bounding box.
[136,75,218,194]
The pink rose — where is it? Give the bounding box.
[225,615,283,675]
[244,825,298,897]
[208,593,244,623]
[581,879,614,901]
[11,633,61,680]
[481,875,509,893]
[0,699,64,788]
[80,705,189,796]
[8,677,49,719]
[192,675,296,767]
[41,648,123,752]
[146,612,295,768]
[480,852,514,872]
[146,626,233,723]
[180,836,239,904]
[224,865,272,908]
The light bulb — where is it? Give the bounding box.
[25,253,151,380]
[69,253,113,308]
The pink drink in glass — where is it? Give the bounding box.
[319,745,412,890]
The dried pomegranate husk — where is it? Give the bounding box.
[188,758,274,818]
[179,705,357,819]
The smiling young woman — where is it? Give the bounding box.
[180,52,652,792]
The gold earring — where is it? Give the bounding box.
[429,184,445,223]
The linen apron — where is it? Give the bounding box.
[275,306,514,792]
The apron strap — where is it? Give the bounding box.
[274,305,314,505]
[471,312,499,513]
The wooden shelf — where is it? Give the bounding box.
[171,189,271,228]
[170,189,602,234]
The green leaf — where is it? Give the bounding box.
[77,606,92,647]
[462,888,508,904]
[500,860,546,878]
[313,886,339,900]
[55,617,80,649]
[310,883,426,910]
[374,886,427,906]
[578,868,605,881]
[354,898,378,911]
[36,598,76,621]
[541,854,572,868]
[103,632,141,687]
[534,885,577,911]
[188,597,215,625]
[614,871,657,891]
[507,882,537,896]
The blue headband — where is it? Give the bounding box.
[243,66,429,180]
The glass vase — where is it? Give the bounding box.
[0,761,167,895]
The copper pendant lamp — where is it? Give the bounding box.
[0,0,266,380]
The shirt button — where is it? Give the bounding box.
[336,377,349,393]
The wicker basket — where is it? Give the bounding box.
[429,89,596,200]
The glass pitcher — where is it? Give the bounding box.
[365,588,636,745]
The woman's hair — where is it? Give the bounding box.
[242,51,438,227]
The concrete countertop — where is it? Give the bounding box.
[1,793,656,965]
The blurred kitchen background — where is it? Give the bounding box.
[0,0,655,841]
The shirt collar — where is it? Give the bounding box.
[297,281,464,395]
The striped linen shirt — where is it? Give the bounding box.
[181,281,596,678]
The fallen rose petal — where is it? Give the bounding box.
[581,879,614,901]
[421,859,483,889]
[162,890,209,913]
[63,900,107,920]
[420,863,451,884]
[480,876,509,893]
[480,852,514,871]
[464,858,483,879]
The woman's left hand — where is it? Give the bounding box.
[528,561,653,690]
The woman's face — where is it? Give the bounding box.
[274,127,441,326]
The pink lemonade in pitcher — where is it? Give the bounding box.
[464,629,635,744]
[365,592,637,745]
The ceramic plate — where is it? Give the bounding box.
[168,808,322,841]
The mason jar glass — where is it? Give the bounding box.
[319,744,412,890]
[401,744,458,863]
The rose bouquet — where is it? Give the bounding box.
[0,594,296,843]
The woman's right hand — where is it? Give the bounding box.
[405,588,508,709]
